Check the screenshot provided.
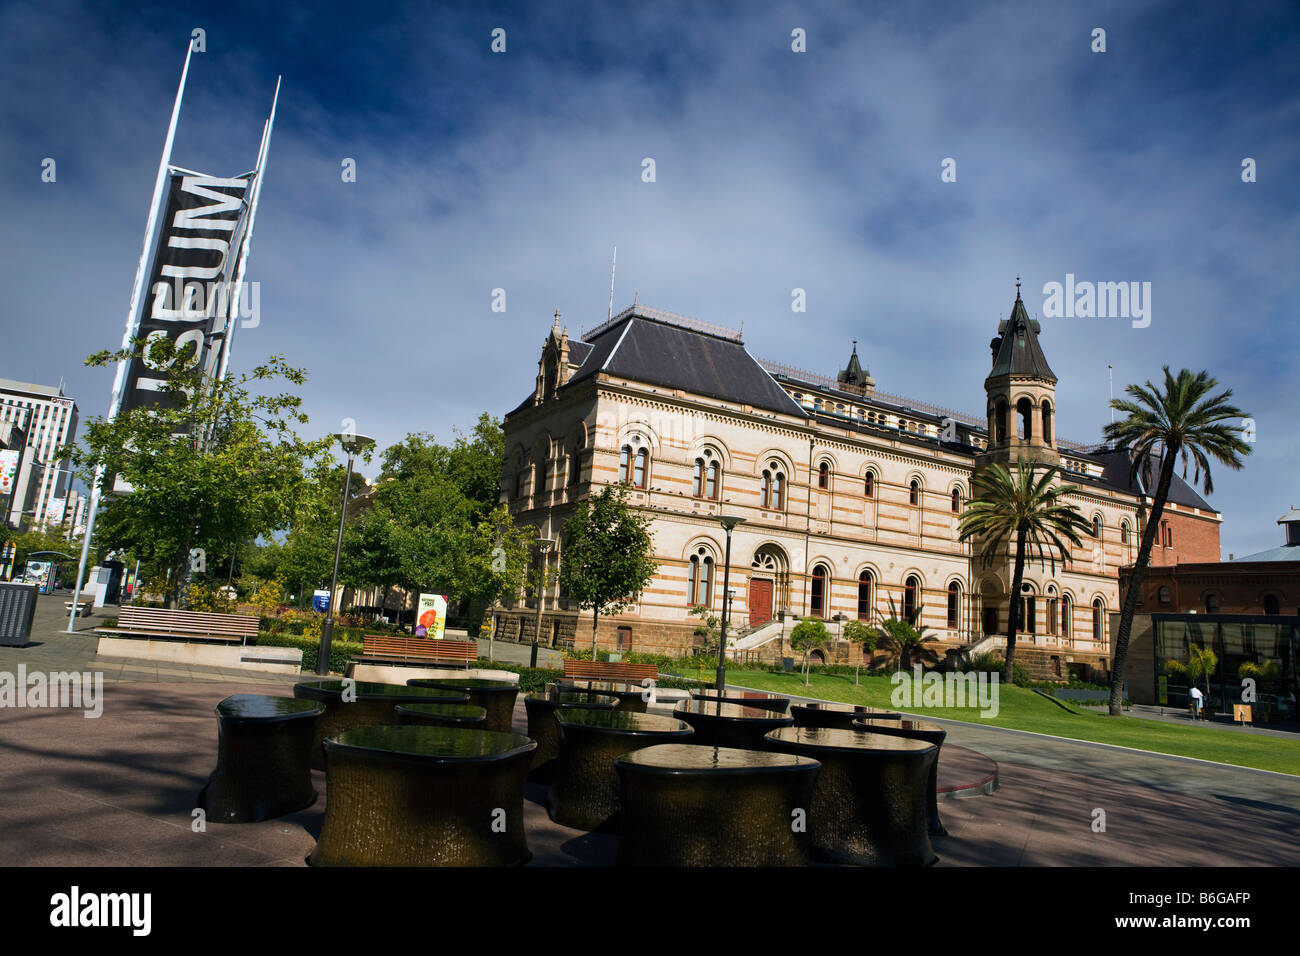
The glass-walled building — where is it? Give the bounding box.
[1149,613,1298,721]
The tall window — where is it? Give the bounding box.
[1092,516,1101,538]
[903,575,919,623]
[996,401,1008,444]
[818,462,829,489]
[1092,599,1104,641]
[947,582,960,628]
[513,466,523,498]
[706,460,719,500]
[1041,400,1053,444]
[633,448,648,489]
[692,459,704,497]
[1062,594,1072,641]
[1264,594,1280,615]
[810,565,828,617]
[1120,521,1130,546]
[761,470,772,508]
[688,550,715,608]
[1205,593,1220,613]
[909,480,920,506]
[535,460,546,495]
[857,571,873,620]
[863,472,874,498]
[951,488,961,513]
[568,448,580,486]
[619,445,632,484]
[1016,398,1033,440]
[1158,586,1172,605]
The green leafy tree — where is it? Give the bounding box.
[64,338,327,608]
[959,460,1091,685]
[689,604,721,657]
[842,618,878,684]
[790,617,830,684]
[1103,367,1251,716]
[1165,643,1219,711]
[558,484,658,657]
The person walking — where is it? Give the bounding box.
[1189,685,1205,721]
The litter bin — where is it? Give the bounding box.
[0,581,39,646]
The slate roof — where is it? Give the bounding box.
[567,341,592,366]
[1089,448,1215,511]
[538,311,807,418]
[988,294,1057,382]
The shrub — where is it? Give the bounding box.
[252,631,363,675]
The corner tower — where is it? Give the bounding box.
[980,280,1060,469]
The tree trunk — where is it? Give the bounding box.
[1004,526,1028,685]
[590,609,599,660]
[1108,447,1179,715]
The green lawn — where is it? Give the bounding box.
[715,669,1300,776]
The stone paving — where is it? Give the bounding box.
[3,594,1299,866]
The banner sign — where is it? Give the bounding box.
[0,449,18,495]
[121,172,252,412]
[416,593,448,639]
[312,589,330,613]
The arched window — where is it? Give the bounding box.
[687,550,716,608]
[692,459,704,497]
[818,462,829,490]
[633,448,648,489]
[810,564,828,618]
[1062,594,1072,640]
[535,460,546,495]
[1264,594,1280,615]
[773,471,785,510]
[761,470,772,509]
[1158,586,1172,605]
[951,488,961,513]
[1016,398,1033,440]
[513,466,523,498]
[909,480,920,506]
[857,571,873,620]
[1205,593,1220,613]
[568,448,581,486]
[1041,400,1053,445]
[1047,585,1059,633]
[1092,516,1101,538]
[706,460,719,500]
[864,472,875,498]
[619,445,632,484]
[1092,599,1104,641]
[947,582,960,628]
[814,398,823,413]
[995,401,1008,444]
[903,575,919,624]
[1120,521,1130,546]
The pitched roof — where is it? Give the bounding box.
[987,294,1057,383]
[557,310,807,417]
[1089,448,1215,511]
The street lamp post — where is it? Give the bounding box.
[716,515,746,692]
[317,431,374,676]
[531,537,554,668]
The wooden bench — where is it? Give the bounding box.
[357,635,478,665]
[94,606,260,643]
[563,660,658,682]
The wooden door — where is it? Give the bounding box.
[749,579,773,626]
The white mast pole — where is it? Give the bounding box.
[69,44,193,632]
[217,75,279,383]
[607,245,617,322]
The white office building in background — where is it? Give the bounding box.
[0,377,79,530]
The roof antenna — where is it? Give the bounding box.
[607,245,617,323]
[1015,275,1022,300]
[633,290,638,308]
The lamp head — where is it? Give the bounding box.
[718,515,747,532]
[333,432,376,456]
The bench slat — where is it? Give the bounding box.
[564,660,658,681]
[359,635,477,662]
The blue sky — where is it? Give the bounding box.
[1,0,1297,558]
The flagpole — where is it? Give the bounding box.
[68,43,193,632]
[217,76,279,384]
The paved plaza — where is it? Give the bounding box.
[2,595,1298,866]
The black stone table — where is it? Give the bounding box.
[853,717,949,836]
[408,678,520,733]
[395,702,487,728]
[764,726,938,866]
[198,694,323,824]
[691,689,791,713]
[557,679,652,712]
[672,699,795,749]
[293,680,468,770]
[614,744,821,867]
[791,701,901,728]
[549,708,693,831]
[309,726,536,867]
[524,690,620,778]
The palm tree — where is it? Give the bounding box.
[1103,367,1250,716]
[959,460,1092,684]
